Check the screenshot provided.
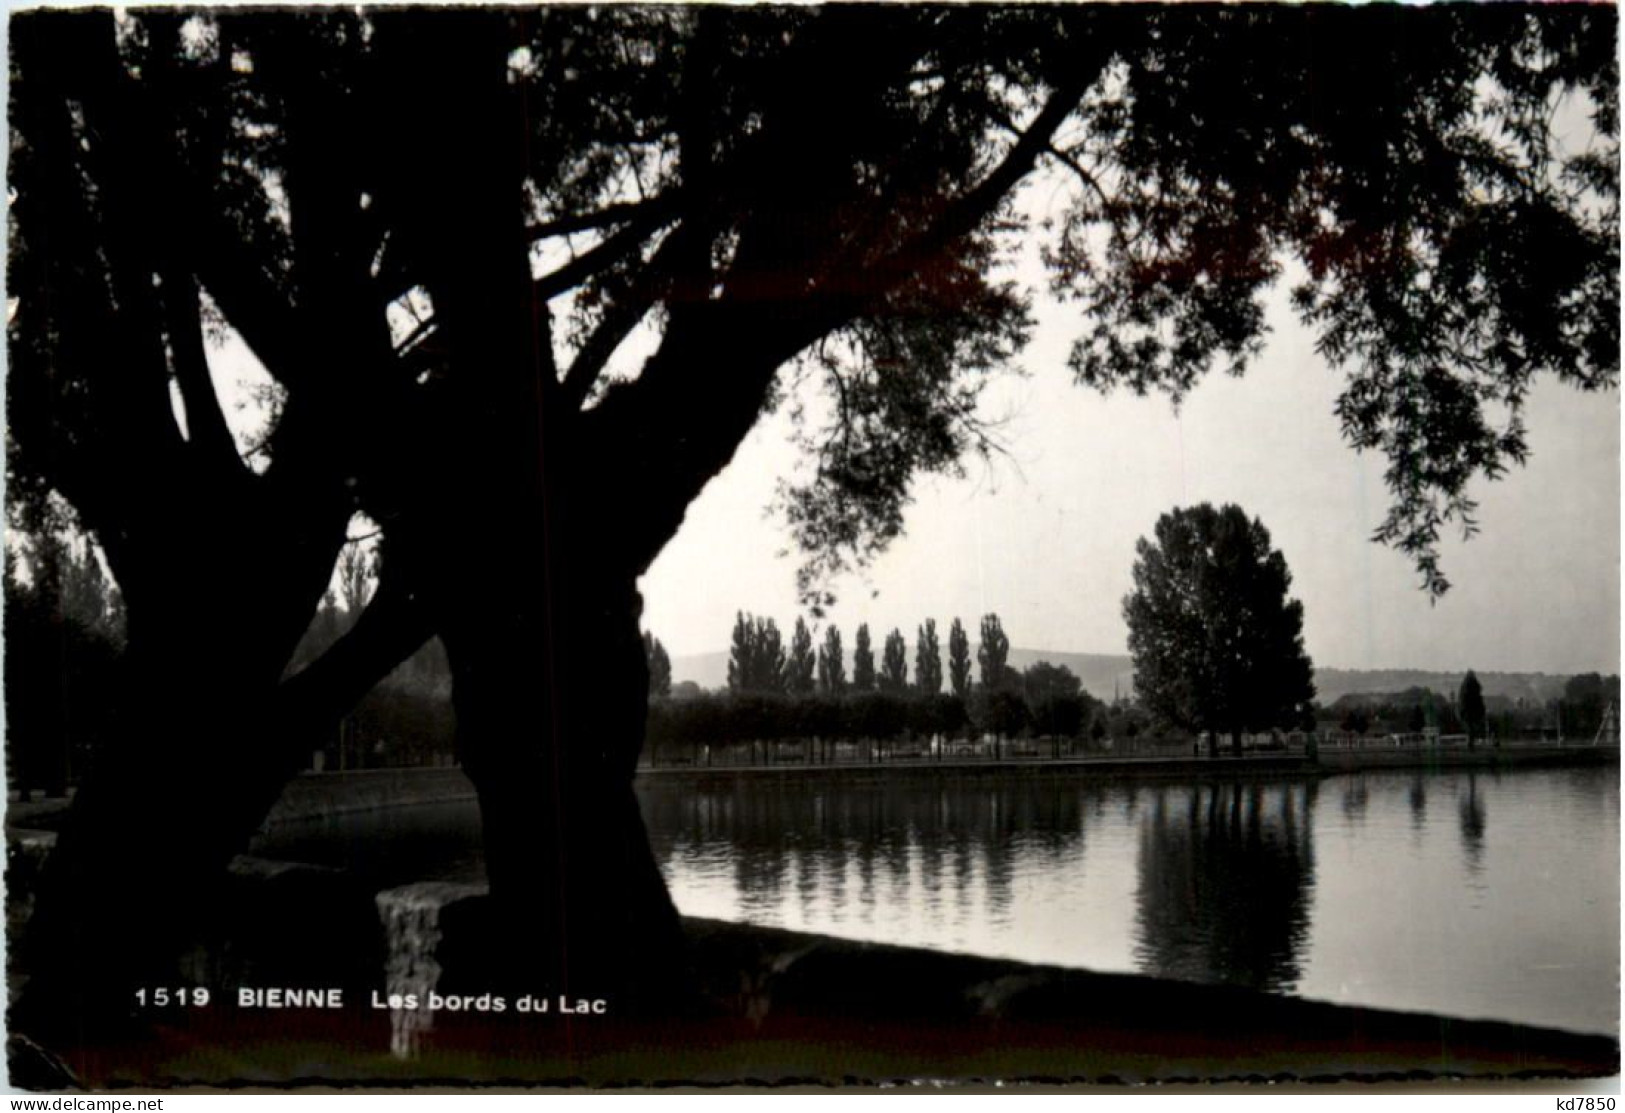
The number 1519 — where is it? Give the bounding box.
[134,987,211,1006]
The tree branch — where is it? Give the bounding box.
[861,77,1092,305]
[191,239,306,392]
[1043,142,1113,210]
[393,316,439,357]
[559,222,702,409]
[531,205,674,303]
[525,194,676,242]
[275,574,434,745]
[597,74,1098,573]
[164,269,248,476]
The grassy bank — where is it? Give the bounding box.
[10,745,1611,830]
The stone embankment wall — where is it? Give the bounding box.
[267,768,478,822]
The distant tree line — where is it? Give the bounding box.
[723,611,1021,699]
[1329,670,1620,743]
[13,516,1614,792]
[643,611,1184,755]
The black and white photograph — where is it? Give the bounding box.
[3,2,1619,1092]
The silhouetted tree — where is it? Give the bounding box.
[817,624,846,695]
[1125,504,1315,756]
[785,617,817,695]
[1559,672,1620,738]
[948,617,973,700]
[1408,705,1427,734]
[880,629,909,693]
[1023,660,1082,701]
[728,612,787,693]
[644,632,672,699]
[1023,661,1089,738]
[979,689,1030,742]
[852,624,876,693]
[336,544,376,619]
[728,612,754,693]
[10,5,1615,1039]
[978,614,1011,692]
[1459,670,1486,745]
[754,618,788,693]
[915,618,943,696]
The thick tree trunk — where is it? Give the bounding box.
[439,568,689,1011]
[15,538,424,1049]
[17,621,296,1041]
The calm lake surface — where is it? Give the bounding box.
[254,765,1619,1035]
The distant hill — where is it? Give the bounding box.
[672,650,730,691]
[1005,648,1136,701]
[672,647,1578,706]
[1314,668,1568,707]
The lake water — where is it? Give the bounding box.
[254,765,1619,1035]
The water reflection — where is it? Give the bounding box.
[1458,774,1486,875]
[1408,775,1427,833]
[641,781,1100,940]
[643,777,1321,993]
[1341,774,1370,824]
[1132,781,1315,993]
[640,767,1617,1033]
[250,765,1619,1034]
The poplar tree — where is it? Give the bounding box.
[785,617,817,695]
[948,618,973,700]
[853,624,876,693]
[915,618,943,696]
[978,614,1012,692]
[817,625,846,695]
[880,629,910,693]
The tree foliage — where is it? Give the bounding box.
[977,613,1011,692]
[1559,672,1621,738]
[1458,670,1487,742]
[1022,661,1088,739]
[914,618,943,696]
[1124,504,1316,749]
[785,617,817,696]
[947,617,973,700]
[728,612,787,694]
[880,628,910,693]
[817,624,846,695]
[336,546,376,618]
[852,623,876,693]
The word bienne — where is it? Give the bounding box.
[234,987,608,1015]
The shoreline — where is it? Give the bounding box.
[8,744,1612,829]
[636,742,1617,788]
[278,743,1616,819]
[6,755,1617,1087]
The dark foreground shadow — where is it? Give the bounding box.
[9,905,1617,1090]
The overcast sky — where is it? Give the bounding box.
[640,236,1620,677]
